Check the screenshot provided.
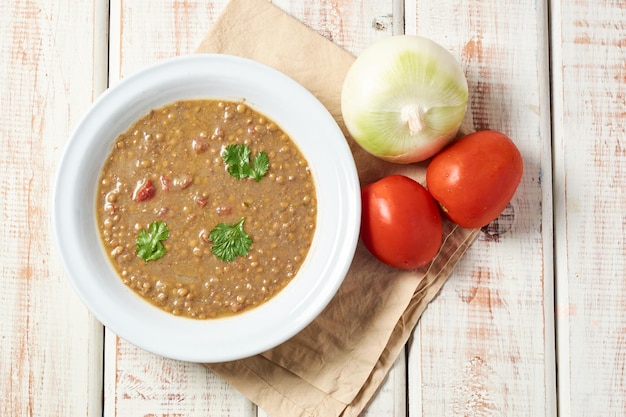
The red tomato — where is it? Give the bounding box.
[360,175,442,270]
[133,179,156,202]
[426,130,523,228]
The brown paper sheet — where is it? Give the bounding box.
[197,0,479,415]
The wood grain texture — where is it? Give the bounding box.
[552,1,626,415]
[105,1,397,416]
[2,0,575,415]
[104,336,254,417]
[272,0,400,55]
[405,1,556,416]
[0,0,108,416]
[109,0,227,79]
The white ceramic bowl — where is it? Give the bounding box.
[52,54,360,363]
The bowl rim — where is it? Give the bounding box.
[52,53,361,363]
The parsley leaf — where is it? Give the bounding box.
[209,217,252,262]
[222,144,269,181]
[136,221,169,261]
[223,143,252,179]
[251,151,269,182]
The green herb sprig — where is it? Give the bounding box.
[222,144,269,181]
[209,217,252,262]
[136,221,169,261]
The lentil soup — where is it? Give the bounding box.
[96,99,317,319]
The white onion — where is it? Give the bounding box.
[341,35,468,163]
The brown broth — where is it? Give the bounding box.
[96,99,317,319]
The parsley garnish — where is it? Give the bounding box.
[250,151,269,181]
[222,144,269,181]
[136,221,169,261]
[209,217,252,262]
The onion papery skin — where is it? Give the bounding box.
[341,35,468,164]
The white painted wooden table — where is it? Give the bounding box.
[2,0,624,415]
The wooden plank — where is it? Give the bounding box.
[108,0,228,81]
[272,0,401,55]
[0,0,108,416]
[105,1,399,416]
[405,0,556,415]
[261,3,404,416]
[104,337,255,416]
[551,1,626,415]
[105,1,254,416]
